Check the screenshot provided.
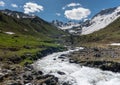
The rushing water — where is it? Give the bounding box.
[33,47,120,85]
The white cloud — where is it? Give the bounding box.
[64,7,91,20]
[67,3,81,7]
[11,4,18,8]
[56,13,61,16]
[0,1,5,6]
[23,2,43,14]
[62,3,81,10]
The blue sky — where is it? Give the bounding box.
[0,0,120,22]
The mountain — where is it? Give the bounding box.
[52,20,81,35]
[0,9,66,63]
[52,6,120,35]
[52,20,80,30]
[0,9,36,19]
[75,16,120,45]
[81,6,120,35]
[0,9,65,37]
[52,20,64,28]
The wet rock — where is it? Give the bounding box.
[63,82,71,85]
[0,73,4,82]
[37,71,43,75]
[11,67,16,71]
[44,76,58,85]
[24,65,33,71]
[6,80,22,85]
[0,57,3,61]
[61,54,67,57]
[24,80,31,84]
[58,56,65,59]
[69,59,75,63]
[94,53,101,57]
[23,73,33,80]
[57,71,65,75]
[31,71,38,76]
[93,48,99,51]
[53,58,56,60]
[36,75,44,80]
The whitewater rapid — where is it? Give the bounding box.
[33,47,120,85]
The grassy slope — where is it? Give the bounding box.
[0,12,66,64]
[75,17,120,47]
[0,13,64,37]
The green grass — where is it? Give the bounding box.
[0,12,67,64]
[0,33,62,56]
[0,32,64,65]
[0,33,56,48]
[20,58,33,66]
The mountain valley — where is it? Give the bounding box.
[0,5,120,85]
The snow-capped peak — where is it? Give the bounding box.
[52,20,80,30]
[81,6,120,35]
[52,20,82,35]
[52,6,120,35]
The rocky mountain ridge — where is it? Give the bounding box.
[0,9,36,19]
[52,6,120,35]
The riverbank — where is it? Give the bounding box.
[0,46,65,85]
[68,46,120,72]
[1,46,120,85]
[0,64,60,85]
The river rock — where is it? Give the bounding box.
[58,56,65,59]
[37,71,43,75]
[22,72,33,81]
[0,73,4,82]
[57,71,65,75]
[69,59,75,63]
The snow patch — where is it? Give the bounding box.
[110,43,120,46]
[5,32,15,35]
[16,14,20,19]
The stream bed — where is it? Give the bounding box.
[33,47,120,85]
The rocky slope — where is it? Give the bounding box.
[68,47,120,72]
[0,63,59,85]
[52,20,80,30]
[52,20,81,35]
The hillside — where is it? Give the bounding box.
[0,10,65,38]
[0,10,66,64]
[75,16,120,46]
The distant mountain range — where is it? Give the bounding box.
[0,9,36,19]
[52,6,120,35]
